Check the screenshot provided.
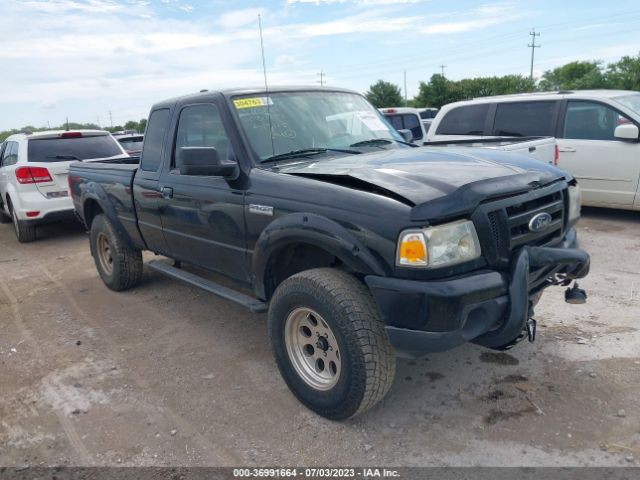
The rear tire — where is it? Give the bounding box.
[11,206,37,243]
[0,207,11,224]
[90,214,143,291]
[268,268,396,420]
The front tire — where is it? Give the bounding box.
[11,206,37,243]
[90,214,143,291]
[268,268,396,420]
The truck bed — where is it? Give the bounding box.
[423,136,557,164]
[69,158,143,248]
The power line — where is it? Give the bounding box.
[319,9,640,78]
[317,71,326,86]
[528,28,541,80]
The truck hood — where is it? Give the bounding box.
[279,147,568,221]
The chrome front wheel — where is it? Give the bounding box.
[284,307,341,391]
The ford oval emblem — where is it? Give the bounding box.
[528,212,553,232]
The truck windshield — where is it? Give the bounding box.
[231,91,406,162]
[614,93,640,117]
[28,135,123,162]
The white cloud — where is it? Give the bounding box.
[421,18,503,34]
[217,7,267,29]
[275,54,299,66]
[300,13,419,36]
[19,0,125,14]
[286,0,421,4]
[420,2,522,35]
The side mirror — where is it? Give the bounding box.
[179,147,239,178]
[397,129,413,143]
[614,123,639,141]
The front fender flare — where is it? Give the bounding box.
[251,213,387,299]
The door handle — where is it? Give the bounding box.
[161,186,173,199]
[558,147,576,153]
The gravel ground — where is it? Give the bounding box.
[0,207,638,467]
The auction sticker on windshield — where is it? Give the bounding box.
[233,97,274,109]
[355,110,388,132]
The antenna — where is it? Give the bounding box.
[258,14,269,92]
[258,14,276,160]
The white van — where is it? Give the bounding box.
[428,90,640,210]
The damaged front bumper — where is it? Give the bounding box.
[365,230,590,357]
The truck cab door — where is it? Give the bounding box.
[132,108,172,255]
[157,102,249,283]
[558,100,640,208]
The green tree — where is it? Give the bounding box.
[538,61,605,91]
[365,80,404,108]
[605,54,640,91]
[414,74,460,108]
[413,73,533,108]
[139,118,147,132]
[124,120,139,131]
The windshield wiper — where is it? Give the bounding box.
[262,147,361,163]
[350,138,415,148]
[46,155,82,161]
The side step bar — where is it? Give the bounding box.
[148,260,268,313]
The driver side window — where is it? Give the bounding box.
[563,101,632,141]
[173,104,234,172]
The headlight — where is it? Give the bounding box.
[397,220,481,268]
[568,185,581,223]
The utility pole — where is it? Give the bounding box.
[96,116,101,128]
[440,64,446,77]
[65,117,69,131]
[108,110,113,129]
[528,28,541,80]
[317,71,326,86]
[403,70,408,103]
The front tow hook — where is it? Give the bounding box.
[526,318,537,343]
[565,282,588,304]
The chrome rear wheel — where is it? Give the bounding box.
[95,231,114,276]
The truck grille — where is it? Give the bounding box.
[505,190,564,249]
[473,184,567,270]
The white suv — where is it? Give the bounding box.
[0,130,128,242]
[428,90,640,211]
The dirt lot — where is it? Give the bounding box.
[0,208,639,467]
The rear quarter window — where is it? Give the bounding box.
[435,104,489,135]
[27,135,123,162]
[140,109,171,172]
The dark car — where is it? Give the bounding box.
[69,86,589,420]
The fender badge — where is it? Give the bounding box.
[528,212,553,232]
[249,204,274,216]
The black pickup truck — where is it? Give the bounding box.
[69,86,589,419]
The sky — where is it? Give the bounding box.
[0,0,639,130]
